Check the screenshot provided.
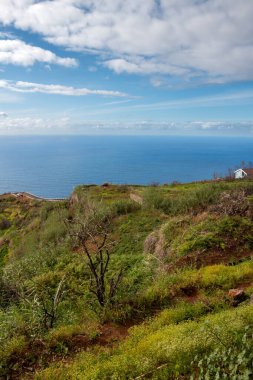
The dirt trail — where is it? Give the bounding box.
[14,322,132,379]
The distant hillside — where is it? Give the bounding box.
[1,180,253,379]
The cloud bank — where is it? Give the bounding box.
[0,0,253,82]
[0,80,128,97]
[0,116,253,136]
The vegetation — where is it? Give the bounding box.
[0,179,253,379]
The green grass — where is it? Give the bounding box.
[112,209,166,256]
[1,181,253,379]
[135,259,253,312]
[142,180,253,215]
[35,305,253,380]
[172,215,253,258]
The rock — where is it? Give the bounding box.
[228,288,246,306]
[70,192,79,207]
[143,232,158,254]
[143,231,166,259]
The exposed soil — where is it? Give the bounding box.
[235,281,253,290]
[6,322,132,380]
[167,248,253,271]
[97,322,130,346]
[180,285,200,304]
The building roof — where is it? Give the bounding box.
[243,168,253,177]
[234,168,244,173]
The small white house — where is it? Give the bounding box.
[234,168,253,179]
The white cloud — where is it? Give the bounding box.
[0,1,252,83]
[1,116,253,136]
[0,115,72,133]
[104,58,189,76]
[0,111,8,117]
[0,39,78,67]
[90,120,253,134]
[0,79,128,97]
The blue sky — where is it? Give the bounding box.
[0,0,253,135]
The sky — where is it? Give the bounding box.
[0,0,253,135]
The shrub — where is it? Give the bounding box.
[170,216,253,258]
[144,181,253,217]
[190,326,253,379]
[162,216,191,244]
[142,187,165,210]
[111,200,140,215]
[40,209,68,244]
[210,189,250,216]
[0,335,26,377]
[45,320,99,350]
[143,184,224,216]
[0,243,8,270]
[0,217,11,230]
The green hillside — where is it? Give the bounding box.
[1,180,253,379]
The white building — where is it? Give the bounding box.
[234,168,253,179]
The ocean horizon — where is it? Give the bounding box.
[0,135,252,198]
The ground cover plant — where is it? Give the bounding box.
[0,180,253,379]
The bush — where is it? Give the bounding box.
[170,216,253,258]
[190,326,253,379]
[143,184,224,216]
[40,209,68,244]
[142,187,165,210]
[0,217,11,230]
[111,200,140,215]
[143,182,253,217]
[0,335,26,377]
[210,189,250,216]
[0,243,8,270]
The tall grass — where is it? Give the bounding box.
[143,181,253,216]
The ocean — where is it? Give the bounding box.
[0,135,252,198]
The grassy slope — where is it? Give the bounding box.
[0,181,253,379]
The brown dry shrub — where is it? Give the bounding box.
[209,190,249,216]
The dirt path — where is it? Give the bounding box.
[18,322,132,379]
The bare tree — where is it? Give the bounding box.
[67,200,123,307]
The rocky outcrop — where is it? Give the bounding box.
[228,288,247,306]
[144,231,166,259]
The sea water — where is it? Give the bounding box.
[0,135,252,198]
